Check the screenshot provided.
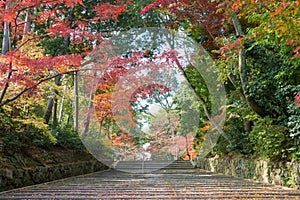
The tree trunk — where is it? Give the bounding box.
[67,113,71,125]
[58,96,64,123]
[231,13,266,118]
[58,79,68,123]
[44,76,61,124]
[244,120,253,132]
[74,71,79,132]
[81,86,95,138]
[44,98,54,124]
[228,72,253,132]
[2,15,10,55]
[23,9,31,36]
[52,95,58,127]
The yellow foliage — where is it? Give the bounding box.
[14,116,56,143]
[18,34,45,59]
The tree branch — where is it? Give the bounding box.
[0,70,79,108]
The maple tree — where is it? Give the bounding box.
[0,0,129,108]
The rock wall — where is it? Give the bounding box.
[195,158,300,189]
[0,161,108,192]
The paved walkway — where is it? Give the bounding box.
[1,161,300,199]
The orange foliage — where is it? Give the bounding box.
[112,132,135,148]
[200,121,211,131]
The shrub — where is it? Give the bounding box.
[249,117,291,161]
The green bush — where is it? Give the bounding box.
[0,109,54,153]
[212,115,253,158]
[52,125,85,151]
[249,117,291,161]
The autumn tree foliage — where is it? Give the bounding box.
[111,132,136,157]
[88,51,172,156]
[82,41,203,160]
[0,0,129,108]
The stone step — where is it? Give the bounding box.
[115,160,194,172]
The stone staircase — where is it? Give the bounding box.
[1,160,300,199]
[115,160,194,173]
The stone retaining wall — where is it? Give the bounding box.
[195,158,300,189]
[0,161,108,192]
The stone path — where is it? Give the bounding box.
[1,160,300,199]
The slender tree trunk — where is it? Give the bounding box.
[81,86,95,137]
[58,96,65,123]
[53,76,61,119]
[58,79,68,123]
[67,113,71,125]
[23,9,31,36]
[50,36,70,126]
[44,98,54,124]
[74,71,79,132]
[44,76,61,124]
[44,32,70,124]
[2,15,10,55]
[52,95,58,127]
[81,69,99,137]
[231,13,266,118]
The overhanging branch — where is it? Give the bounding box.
[0,69,79,108]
